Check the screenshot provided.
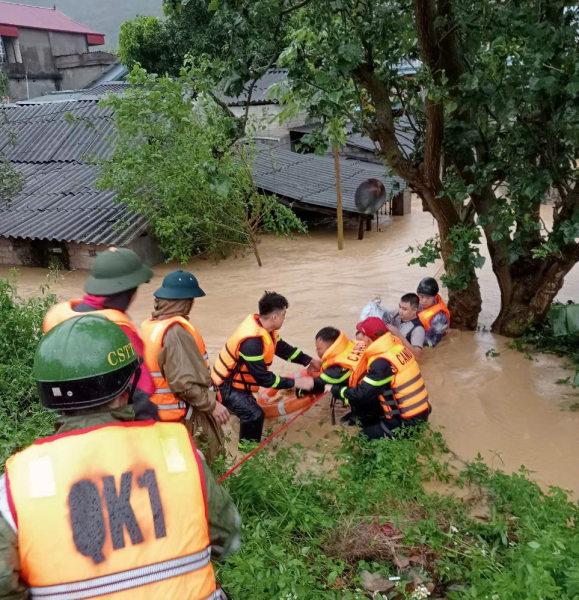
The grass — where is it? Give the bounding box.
[214,429,579,599]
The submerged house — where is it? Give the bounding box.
[0,69,409,269]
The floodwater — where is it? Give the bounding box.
[4,199,579,494]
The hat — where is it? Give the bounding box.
[356,317,387,340]
[154,270,206,299]
[34,315,140,410]
[85,247,153,296]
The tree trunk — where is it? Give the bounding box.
[249,234,263,267]
[438,233,482,331]
[492,256,577,336]
[447,280,482,330]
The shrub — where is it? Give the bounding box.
[0,274,56,465]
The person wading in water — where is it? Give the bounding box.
[416,277,451,348]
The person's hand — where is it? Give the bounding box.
[372,295,382,302]
[294,376,314,391]
[307,358,323,374]
[212,402,230,425]
[324,384,333,394]
[386,324,402,338]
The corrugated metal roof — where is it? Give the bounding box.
[83,62,128,89]
[254,145,406,214]
[82,82,132,97]
[290,118,417,157]
[0,97,406,248]
[0,101,113,162]
[0,100,146,245]
[223,69,288,106]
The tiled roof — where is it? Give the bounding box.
[0,1,102,36]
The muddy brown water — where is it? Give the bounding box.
[4,199,579,494]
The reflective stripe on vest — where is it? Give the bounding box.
[211,314,277,393]
[351,334,430,420]
[43,301,138,335]
[5,422,218,599]
[29,548,213,600]
[141,317,208,422]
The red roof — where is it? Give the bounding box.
[0,2,104,41]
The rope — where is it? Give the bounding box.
[218,396,323,483]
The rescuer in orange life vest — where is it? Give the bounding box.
[0,315,240,599]
[297,327,367,425]
[43,247,158,420]
[416,277,451,348]
[211,291,322,445]
[324,317,431,439]
[141,270,230,464]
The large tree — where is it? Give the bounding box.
[120,0,579,335]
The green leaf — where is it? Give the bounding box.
[444,99,458,113]
[527,541,541,549]
[566,79,579,96]
[208,0,219,10]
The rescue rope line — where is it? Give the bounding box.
[218,396,323,483]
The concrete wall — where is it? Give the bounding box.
[48,31,88,57]
[58,63,110,90]
[0,234,164,270]
[55,51,118,90]
[6,29,93,100]
[18,28,56,74]
[9,77,58,101]
[230,104,307,147]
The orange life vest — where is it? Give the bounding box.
[4,421,224,600]
[351,333,430,420]
[320,332,366,385]
[43,300,138,336]
[418,295,450,333]
[140,317,209,422]
[211,314,277,393]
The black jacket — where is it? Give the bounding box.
[331,358,394,425]
[237,335,312,390]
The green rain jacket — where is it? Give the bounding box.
[0,406,241,599]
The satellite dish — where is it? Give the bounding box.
[355,178,386,214]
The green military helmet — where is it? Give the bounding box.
[84,247,153,296]
[34,315,140,410]
[154,270,206,300]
